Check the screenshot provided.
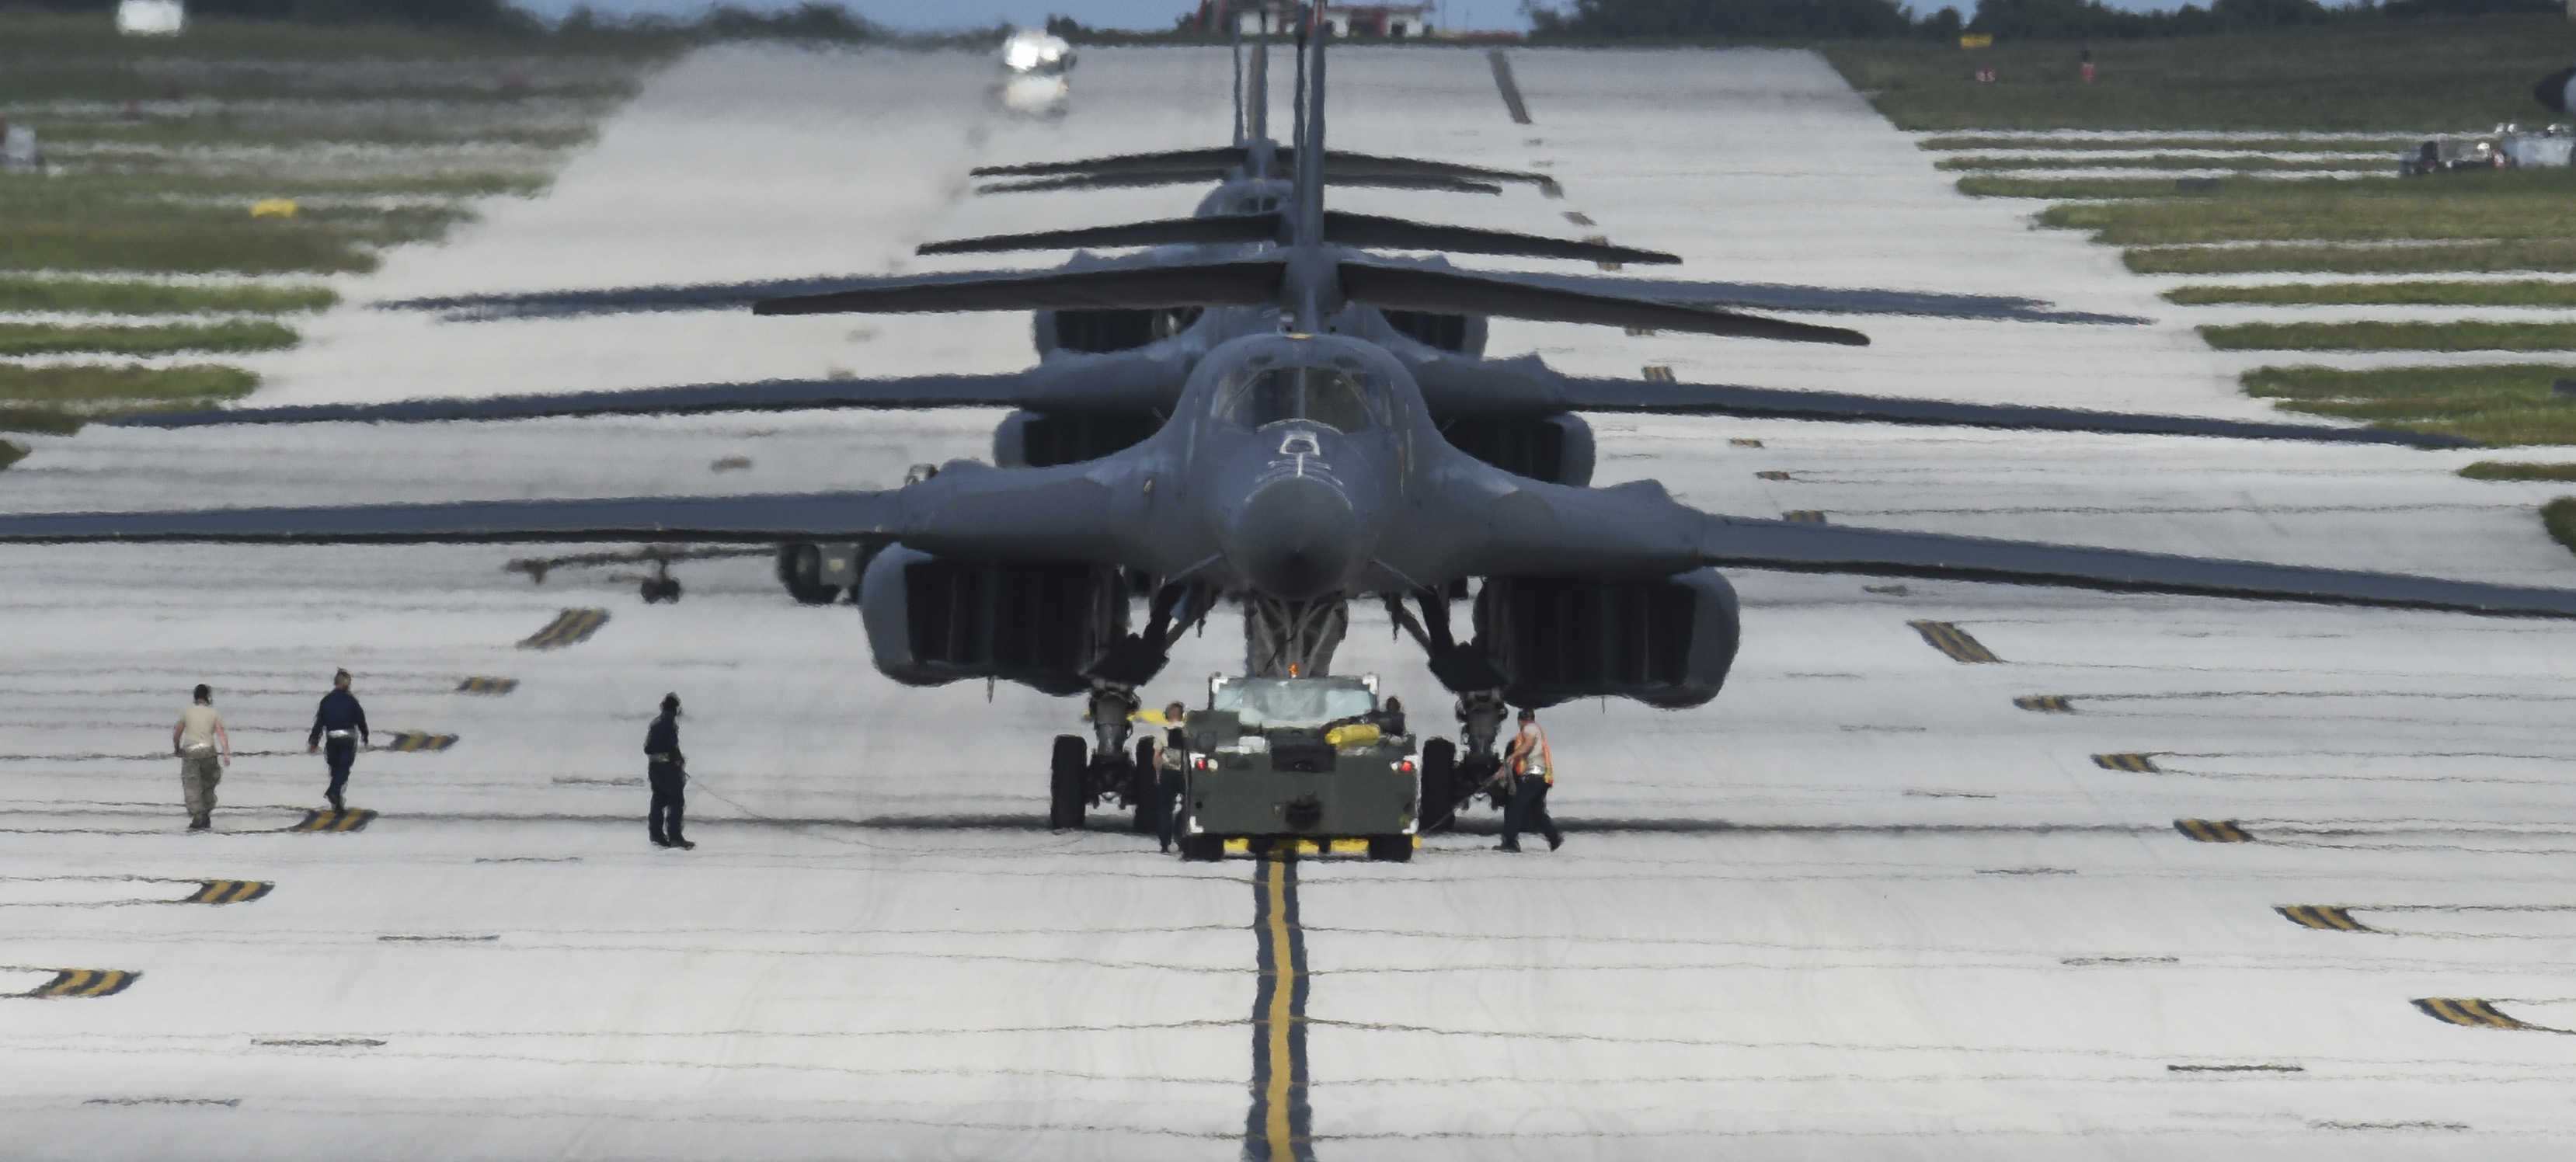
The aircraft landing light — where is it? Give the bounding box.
[518,607,609,650]
[456,677,519,694]
[2278,905,2373,932]
[2174,819,2253,844]
[18,969,139,999]
[291,809,378,833]
[1909,620,2002,663]
[2015,694,2075,712]
[182,879,273,904]
[2094,753,2160,774]
[2413,997,2555,1032]
[385,732,456,753]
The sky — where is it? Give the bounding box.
[506,0,2220,35]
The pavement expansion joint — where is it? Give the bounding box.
[2278,904,2372,931]
[2093,753,2160,773]
[2015,694,2075,712]
[1909,620,2003,663]
[181,879,272,904]
[1244,855,1314,1162]
[378,934,498,942]
[2174,818,2254,843]
[2412,997,2567,1032]
[16,969,138,998]
[384,732,457,753]
[290,809,377,833]
[2167,1063,2304,1072]
[252,1037,387,1048]
[454,677,518,694]
[517,608,608,650]
[82,1097,240,1107]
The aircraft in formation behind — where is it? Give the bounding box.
[6,26,2572,840]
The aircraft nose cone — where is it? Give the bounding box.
[1227,475,1360,602]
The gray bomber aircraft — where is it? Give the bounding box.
[12,28,2576,836]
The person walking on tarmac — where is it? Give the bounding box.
[1498,708,1562,853]
[306,669,369,812]
[644,693,693,850]
[1156,701,1189,853]
[172,684,231,831]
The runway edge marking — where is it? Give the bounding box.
[2278,905,2372,932]
[1909,620,2002,663]
[182,880,273,904]
[2413,997,2571,1033]
[1245,854,1314,1162]
[518,608,608,650]
[18,969,139,998]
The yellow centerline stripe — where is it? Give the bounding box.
[1264,858,1296,1158]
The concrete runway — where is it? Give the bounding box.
[4,44,2575,1160]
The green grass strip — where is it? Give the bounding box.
[2168,280,2576,308]
[0,408,87,435]
[0,321,295,357]
[0,277,335,315]
[2242,364,2576,446]
[0,219,378,275]
[1958,176,2199,200]
[2547,497,2576,555]
[1923,136,2404,153]
[0,439,23,470]
[1937,154,2372,172]
[2205,322,2576,353]
[2039,170,2576,246]
[2462,461,2576,482]
[2128,241,2576,276]
[0,363,259,404]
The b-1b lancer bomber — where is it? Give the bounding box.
[7,27,2576,851]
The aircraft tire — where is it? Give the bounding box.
[776,544,840,605]
[1419,739,1456,833]
[1366,835,1414,862]
[1130,739,1157,833]
[1178,834,1224,861]
[1049,735,1087,830]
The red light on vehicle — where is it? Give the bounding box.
[1398,760,1415,774]
[1194,757,1209,771]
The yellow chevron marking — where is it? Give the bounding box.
[385,732,456,753]
[1641,364,1676,383]
[1755,471,1793,481]
[1782,510,1828,524]
[28,969,138,998]
[1729,438,1763,447]
[517,608,608,650]
[2015,695,2074,712]
[456,677,519,695]
[2278,905,2371,932]
[293,809,378,833]
[1908,620,2001,663]
[2414,997,2537,1030]
[2093,753,2159,773]
[2174,818,2252,843]
[183,880,273,905]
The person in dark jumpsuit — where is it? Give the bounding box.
[306,669,369,812]
[645,693,693,850]
[1499,708,1563,853]
[1157,701,1189,853]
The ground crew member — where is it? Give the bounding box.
[306,669,369,812]
[1499,708,1562,853]
[171,684,230,832]
[1157,701,1189,853]
[1372,695,1406,738]
[645,693,693,850]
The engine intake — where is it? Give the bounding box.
[859,547,1128,696]
[994,409,1162,468]
[1471,569,1739,709]
[1439,413,1594,486]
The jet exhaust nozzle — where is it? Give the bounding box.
[1226,475,1359,601]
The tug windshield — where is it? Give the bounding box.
[1217,365,1377,433]
[1213,677,1376,728]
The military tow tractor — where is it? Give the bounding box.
[1172,675,1421,862]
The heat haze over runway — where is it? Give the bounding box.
[2,43,2574,1160]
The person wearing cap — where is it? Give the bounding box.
[1156,700,1189,853]
[172,684,231,831]
[306,669,370,812]
[644,693,693,850]
[1498,708,1562,853]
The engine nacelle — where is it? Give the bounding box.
[1381,309,1487,357]
[1033,307,1202,355]
[1471,569,1739,709]
[859,546,1128,696]
[993,409,1163,468]
[1439,412,1594,486]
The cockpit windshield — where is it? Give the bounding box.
[1217,364,1378,433]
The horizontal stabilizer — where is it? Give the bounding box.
[972,147,1246,179]
[980,170,1503,196]
[1516,272,2147,325]
[1343,262,1868,346]
[969,145,1553,193]
[919,214,1279,256]
[381,277,870,322]
[1558,378,2473,448]
[1701,516,2576,618]
[107,374,1039,430]
[754,259,1286,316]
[0,492,897,545]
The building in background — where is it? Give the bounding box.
[117,0,185,35]
[1195,2,1436,38]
